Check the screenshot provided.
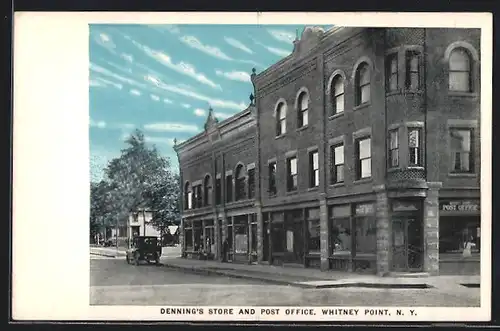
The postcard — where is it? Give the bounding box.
[12,11,492,322]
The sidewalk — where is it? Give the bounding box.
[90,246,181,258]
[160,257,481,290]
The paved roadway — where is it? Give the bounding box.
[90,255,481,306]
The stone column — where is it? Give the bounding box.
[247,214,253,264]
[214,214,221,260]
[424,182,442,275]
[374,185,390,277]
[256,203,264,262]
[180,218,185,258]
[319,194,329,271]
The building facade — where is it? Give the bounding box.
[175,27,481,276]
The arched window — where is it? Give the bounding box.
[449,48,472,92]
[297,92,309,128]
[235,164,246,201]
[203,175,212,207]
[276,102,287,136]
[355,62,370,106]
[331,75,344,115]
[184,182,192,210]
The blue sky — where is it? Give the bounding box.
[89,24,332,182]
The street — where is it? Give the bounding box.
[90,255,480,306]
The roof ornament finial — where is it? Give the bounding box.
[249,93,255,105]
[173,138,177,146]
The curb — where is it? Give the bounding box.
[90,250,127,258]
[161,264,434,289]
[90,252,116,258]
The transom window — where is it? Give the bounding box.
[297,92,309,128]
[449,48,472,92]
[331,75,345,115]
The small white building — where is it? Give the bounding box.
[128,209,160,242]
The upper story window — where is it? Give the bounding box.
[286,156,298,192]
[268,162,277,196]
[449,48,472,92]
[406,51,421,90]
[184,182,192,210]
[389,129,399,168]
[297,92,309,128]
[247,168,256,199]
[235,164,246,201]
[193,184,202,209]
[331,75,345,115]
[215,176,222,205]
[408,128,423,167]
[309,150,319,188]
[450,128,474,173]
[386,53,398,92]
[355,62,371,106]
[203,175,212,207]
[330,144,344,184]
[225,174,233,203]
[355,137,372,180]
[276,102,287,136]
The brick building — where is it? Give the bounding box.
[175,27,481,276]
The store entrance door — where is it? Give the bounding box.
[392,217,424,272]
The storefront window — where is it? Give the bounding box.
[193,223,202,252]
[234,216,248,254]
[251,223,257,255]
[185,229,193,250]
[353,203,376,256]
[271,213,285,253]
[204,220,215,254]
[439,216,480,255]
[307,208,320,252]
[330,204,352,257]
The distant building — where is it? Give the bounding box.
[127,209,160,242]
[175,27,481,276]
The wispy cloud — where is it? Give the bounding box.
[94,32,117,54]
[194,108,206,117]
[127,37,221,90]
[89,79,106,88]
[224,37,253,54]
[130,89,141,96]
[251,38,291,57]
[121,53,134,63]
[180,35,233,61]
[215,70,251,83]
[267,29,296,44]
[145,75,247,111]
[143,122,200,134]
[181,103,191,109]
[90,62,146,89]
[144,136,178,146]
[149,24,181,35]
[91,76,123,90]
[163,98,173,104]
[150,94,160,101]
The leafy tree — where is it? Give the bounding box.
[100,129,181,238]
[90,180,113,241]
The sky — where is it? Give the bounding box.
[89,24,333,182]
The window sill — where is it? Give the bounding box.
[353,178,372,185]
[329,182,345,188]
[286,190,298,196]
[448,172,477,178]
[408,166,424,170]
[353,102,371,111]
[385,90,401,96]
[268,194,277,198]
[403,89,424,95]
[296,125,309,132]
[328,112,345,120]
[448,91,479,98]
[275,134,285,140]
[307,187,319,192]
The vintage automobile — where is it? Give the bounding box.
[126,236,162,265]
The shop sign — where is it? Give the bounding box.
[355,203,375,216]
[440,200,480,213]
[392,201,419,212]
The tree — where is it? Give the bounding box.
[90,180,113,242]
[102,129,180,239]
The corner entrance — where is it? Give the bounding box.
[391,217,424,272]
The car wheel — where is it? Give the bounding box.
[155,258,160,265]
